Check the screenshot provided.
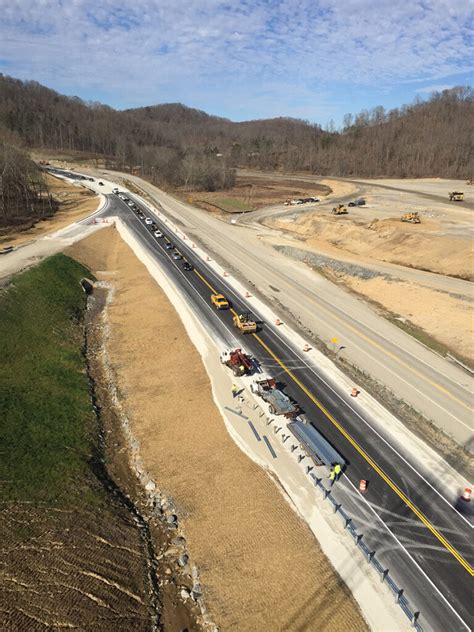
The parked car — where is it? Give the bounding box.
[154,230,163,238]
[165,242,174,249]
[348,198,366,207]
[182,261,194,271]
[172,252,183,260]
[145,218,153,225]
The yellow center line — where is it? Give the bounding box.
[252,332,474,576]
[194,269,217,294]
[307,294,472,413]
[187,255,471,571]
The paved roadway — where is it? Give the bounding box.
[95,188,474,632]
[106,174,473,453]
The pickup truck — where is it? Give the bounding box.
[211,293,230,310]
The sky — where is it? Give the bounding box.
[0,0,472,127]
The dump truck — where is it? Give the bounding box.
[232,312,257,334]
[449,191,464,201]
[250,377,298,417]
[331,204,348,215]
[220,348,253,376]
[211,293,229,309]
[401,212,421,224]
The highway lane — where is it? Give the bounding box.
[104,192,474,632]
[112,175,473,451]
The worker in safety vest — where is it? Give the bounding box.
[329,463,342,483]
[239,365,245,374]
[232,384,239,398]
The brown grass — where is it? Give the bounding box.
[177,175,330,214]
[66,227,367,632]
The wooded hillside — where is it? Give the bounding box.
[0,74,472,190]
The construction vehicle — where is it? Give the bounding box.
[232,312,257,334]
[449,191,464,201]
[466,179,473,185]
[211,293,229,310]
[220,348,254,376]
[331,204,348,215]
[401,212,421,224]
[250,377,298,417]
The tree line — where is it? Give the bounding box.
[0,74,472,196]
[0,129,54,227]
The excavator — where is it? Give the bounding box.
[331,204,348,215]
[401,212,421,224]
[449,191,464,201]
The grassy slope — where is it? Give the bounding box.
[0,254,102,507]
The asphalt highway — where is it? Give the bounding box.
[111,174,473,453]
[98,190,473,632]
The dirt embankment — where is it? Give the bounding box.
[270,214,473,280]
[0,174,99,247]
[67,227,367,632]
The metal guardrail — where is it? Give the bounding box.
[446,352,474,375]
[309,472,423,631]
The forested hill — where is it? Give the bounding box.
[0,74,472,189]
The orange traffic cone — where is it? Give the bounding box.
[245,291,252,298]
[303,343,311,352]
[461,487,472,502]
[351,388,359,397]
[359,480,367,493]
[275,319,283,326]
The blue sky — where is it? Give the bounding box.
[1,0,472,127]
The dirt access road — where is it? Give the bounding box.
[102,170,473,453]
[67,227,368,632]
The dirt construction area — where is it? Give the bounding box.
[259,176,474,364]
[0,173,99,247]
[179,174,330,214]
[67,228,367,631]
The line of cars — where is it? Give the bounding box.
[114,190,194,271]
[115,189,257,333]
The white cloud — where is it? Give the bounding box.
[0,0,472,118]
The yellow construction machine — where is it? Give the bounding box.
[233,313,257,334]
[331,204,348,215]
[449,191,464,201]
[401,212,421,224]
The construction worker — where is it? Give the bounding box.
[329,463,342,483]
[239,365,245,374]
[231,384,239,398]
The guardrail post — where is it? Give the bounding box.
[344,517,352,530]
[356,534,363,545]
[367,551,375,563]
[333,503,341,514]
[411,612,420,627]
[380,568,389,583]
[324,488,331,500]
[395,589,403,604]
